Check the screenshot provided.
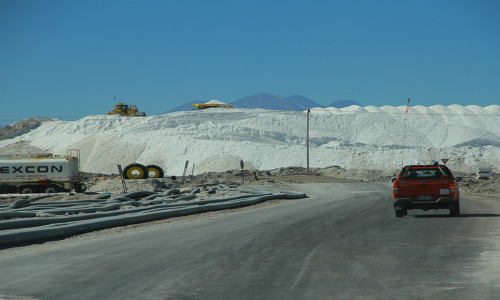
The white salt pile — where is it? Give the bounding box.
[1,105,499,175]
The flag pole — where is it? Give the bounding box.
[401,98,410,168]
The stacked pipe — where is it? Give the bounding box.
[0,185,306,247]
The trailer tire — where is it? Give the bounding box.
[146,165,164,178]
[123,163,149,179]
[43,185,61,193]
[19,185,37,194]
[74,182,87,193]
[0,185,9,194]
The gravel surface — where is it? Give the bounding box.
[1,166,498,204]
[1,165,499,254]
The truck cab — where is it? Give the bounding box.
[393,164,460,217]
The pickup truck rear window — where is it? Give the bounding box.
[403,167,450,179]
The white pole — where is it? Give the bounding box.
[307,109,310,172]
[401,99,410,167]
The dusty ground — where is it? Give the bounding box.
[0,166,498,204]
[0,166,498,254]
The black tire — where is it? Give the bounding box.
[18,185,37,194]
[395,210,404,218]
[74,182,87,193]
[0,185,9,194]
[450,201,460,217]
[43,185,61,193]
[123,163,149,179]
[146,165,164,178]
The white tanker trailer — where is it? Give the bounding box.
[0,150,86,194]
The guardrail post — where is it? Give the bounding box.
[117,164,127,193]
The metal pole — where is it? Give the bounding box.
[182,161,189,184]
[307,109,310,172]
[401,98,410,168]
[117,164,127,193]
[240,160,244,185]
[401,111,409,168]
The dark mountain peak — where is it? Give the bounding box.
[230,92,322,110]
[164,92,328,113]
[327,100,363,108]
[287,95,324,109]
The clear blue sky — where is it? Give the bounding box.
[1,0,499,125]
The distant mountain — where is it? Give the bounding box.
[286,95,324,109]
[327,100,362,108]
[230,92,323,110]
[164,101,200,113]
[163,92,340,113]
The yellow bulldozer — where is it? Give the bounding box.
[107,103,146,117]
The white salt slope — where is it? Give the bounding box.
[0,105,499,175]
[205,100,227,104]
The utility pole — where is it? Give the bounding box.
[307,109,310,172]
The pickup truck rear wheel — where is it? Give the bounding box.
[395,210,404,218]
[450,202,460,217]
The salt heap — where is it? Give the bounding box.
[0,105,499,175]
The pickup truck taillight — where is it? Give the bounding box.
[393,182,399,194]
[450,183,455,194]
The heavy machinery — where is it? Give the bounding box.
[107,103,146,117]
[0,150,86,194]
[192,100,234,110]
[192,103,234,110]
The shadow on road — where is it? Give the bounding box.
[413,213,500,218]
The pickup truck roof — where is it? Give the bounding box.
[398,165,453,179]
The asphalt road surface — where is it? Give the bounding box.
[1,183,500,300]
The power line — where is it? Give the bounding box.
[309,110,500,117]
[0,116,84,118]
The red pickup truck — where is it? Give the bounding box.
[392,164,460,217]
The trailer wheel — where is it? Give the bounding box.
[123,163,149,179]
[0,185,9,194]
[43,185,61,193]
[146,165,164,178]
[74,182,87,193]
[19,185,37,194]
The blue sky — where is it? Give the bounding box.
[1,0,499,125]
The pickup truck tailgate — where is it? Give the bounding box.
[397,180,451,201]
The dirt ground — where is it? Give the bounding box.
[0,166,498,204]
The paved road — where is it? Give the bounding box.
[1,183,500,300]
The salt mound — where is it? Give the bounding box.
[206,100,227,104]
[1,105,499,175]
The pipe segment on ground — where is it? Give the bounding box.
[1,204,180,231]
[163,189,180,195]
[0,188,307,246]
[0,189,302,219]
[94,194,111,199]
[190,187,201,194]
[0,200,206,230]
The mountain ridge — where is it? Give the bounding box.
[166,92,363,113]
